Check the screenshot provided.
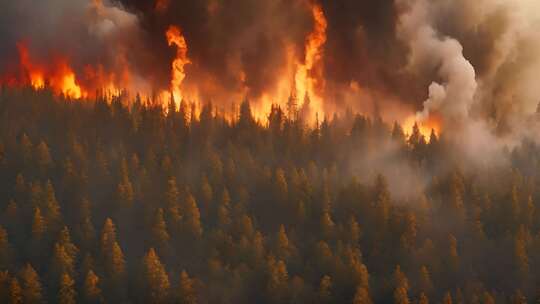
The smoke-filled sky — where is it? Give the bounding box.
[1,0,540,137]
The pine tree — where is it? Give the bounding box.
[100,218,117,255]
[58,273,77,304]
[512,290,527,304]
[141,248,170,302]
[352,286,372,304]
[177,270,197,304]
[321,211,335,239]
[29,182,43,210]
[482,292,495,304]
[44,180,61,229]
[267,257,289,303]
[20,133,33,166]
[418,266,433,295]
[31,208,46,240]
[400,213,417,251]
[347,217,361,245]
[276,225,291,260]
[117,159,134,206]
[51,243,75,278]
[274,168,288,204]
[199,176,213,215]
[9,277,22,304]
[82,270,102,304]
[0,226,13,269]
[418,292,429,304]
[57,226,79,262]
[182,192,202,238]
[393,265,409,291]
[165,177,182,229]
[394,286,409,304]
[318,275,332,304]
[442,291,453,304]
[217,188,231,229]
[35,141,52,173]
[107,242,126,279]
[151,208,170,251]
[392,122,406,144]
[374,174,391,227]
[0,271,10,303]
[19,264,42,304]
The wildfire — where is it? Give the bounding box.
[292,3,328,122]
[15,43,86,99]
[165,25,191,106]
[402,114,441,139]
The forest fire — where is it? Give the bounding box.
[5,1,540,303]
[292,3,327,120]
[0,0,456,135]
[164,25,190,106]
[403,114,441,139]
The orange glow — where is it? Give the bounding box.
[293,3,327,122]
[14,43,86,98]
[50,61,85,99]
[402,114,441,139]
[155,0,170,12]
[165,25,191,106]
[17,43,45,90]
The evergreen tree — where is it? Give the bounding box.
[443,291,453,304]
[318,275,332,304]
[352,286,372,304]
[177,270,197,304]
[35,141,52,173]
[100,218,117,256]
[9,277,22,304]
[182,192,203,238]
[58,273,77,304]
[31,208,46,240]
[418,292,429,304]
[19,264,42,304]
[0,227,13,270]
[151,208,170,251]
[141,248,170,303]
[394,286,409,304]
[57,226,79,262]
[82,270,103,304]
[50,243,75,278]
[44,180,61,230]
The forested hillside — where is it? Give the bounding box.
[1,87,540,303]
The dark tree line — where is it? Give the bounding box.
[0,86,539,303]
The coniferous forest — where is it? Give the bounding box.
[2,87,540,304]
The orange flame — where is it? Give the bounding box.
[402,114,441,139]
[165,25,191,105]
[17,43,45,90]
[15,43,85,99]
[293,3,327,122]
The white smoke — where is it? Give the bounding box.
[397,0,477,125]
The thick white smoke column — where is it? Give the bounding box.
[397,0,477,125]
[397,0,510,166]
